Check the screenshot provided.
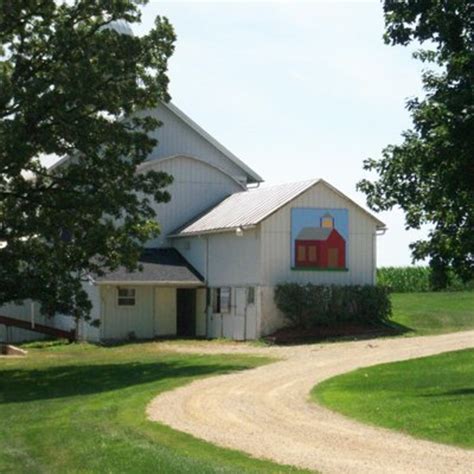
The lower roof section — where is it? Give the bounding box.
[95,248,204,286]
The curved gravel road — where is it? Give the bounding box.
[148,331,474,473]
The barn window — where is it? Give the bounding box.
[118,288,136,306]
[297,245,306,262]
[212,288,221,313]
[220,287,231,313]
[212,288,231,313]
[247,287,255,305]
[308,245,317,263]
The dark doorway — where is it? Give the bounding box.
[177,289,196,337]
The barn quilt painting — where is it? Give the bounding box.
[291,208,349,270]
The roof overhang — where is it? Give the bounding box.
[96,281,205,287]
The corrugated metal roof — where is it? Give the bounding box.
[171,179,318,236]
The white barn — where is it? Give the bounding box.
[1,102,386,343]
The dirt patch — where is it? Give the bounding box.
[265,322,398,344]
[148,331,474,474]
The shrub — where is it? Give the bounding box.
[274,284,392,329]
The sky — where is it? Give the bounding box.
[135,0,431,267]
[45,1,430,266]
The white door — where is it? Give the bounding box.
[233,288,246,340]
[210,313,222,338]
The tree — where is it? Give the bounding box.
[358,0,473,287]
[0,1,176,323]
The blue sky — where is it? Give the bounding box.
[134,1,430,267]
[42,1,429,266]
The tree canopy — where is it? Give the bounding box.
[358,0,473,287]
[0,0,176,321]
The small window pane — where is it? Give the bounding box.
[247,287,255,305]
[212,288,221,313]
[297,246,306,262]
[220,287,231,313]
[118,288,136,306]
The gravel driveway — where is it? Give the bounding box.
[147,331,474,473]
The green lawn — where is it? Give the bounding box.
[313,349,474,448]
[0,341,305,473]
[390,291,474,335]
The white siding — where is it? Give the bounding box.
[196,288,207,337]
[143,156,243,247]
[0,301,48,342]
[146,104,248,183]
[154,288,176,336]
[101,286,154,340]
[53,283,101,342]
[260,182,378,286]
[173,228,261,287]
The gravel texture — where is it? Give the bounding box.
[148,331,474,473]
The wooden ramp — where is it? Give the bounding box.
[0,315,76,342]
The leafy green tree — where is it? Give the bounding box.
[358,0,473,287]
[0,1,175,323]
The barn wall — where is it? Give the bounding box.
[145,103,248,183]
[172,228,262,287]
[0,301,48,343]
[207,229,261,287]
[260,182,378,286]
[154,287,177,336]
[142,156,243,248]
[196,288,207,337]
[53,283,101,342]
[101,286,154,340]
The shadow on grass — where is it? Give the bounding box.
[421,388,474,398]
[0,360,250,404]
[265,321,413,346]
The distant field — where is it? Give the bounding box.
[390,291,474,335]
[313,349,474,448]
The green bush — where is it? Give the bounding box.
[274,284,392,329]
[376,267,474,293]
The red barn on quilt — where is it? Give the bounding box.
[295,214,346,269]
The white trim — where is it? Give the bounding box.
[163,102,263,183]
[169,224,256,239]
[170,179,386,238]
[317,179,386,229]
[47,101,264,184]
[96,280,204,287]
[137,154,247,190]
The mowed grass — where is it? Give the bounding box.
[390,291,474,335]
[0,341,306,474]
[313,349,474,448]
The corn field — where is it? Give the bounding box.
[376,267,473,293]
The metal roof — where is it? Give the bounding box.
[171,179,319,236]
[296,227,333,241]
[96,248,204,285]
[171,178,387,237]
[162,102,263,184]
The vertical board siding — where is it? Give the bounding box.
[101,286,153,340]
[207,230,261,287]
[154,288,177,336]
[144,156,243,247]
[196,289,207,337]
[261,182,378,286]
[53,283,101,342]
[146,104,247,182]
[0,301,48,342]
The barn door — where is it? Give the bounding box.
[328,248,339,268]
[233,288,246,340]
